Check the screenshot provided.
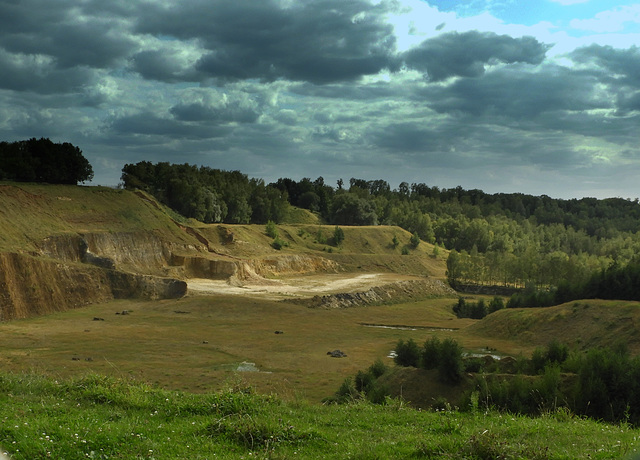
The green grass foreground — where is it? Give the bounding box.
[1,374,639,459]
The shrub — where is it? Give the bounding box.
[530,340,570,374]
[333,226,345,246]
[368,358,388,378]
[366,383,390,404]
[438,338,464,385]
[391,235,400,249]
[334,377,357,402]
[266,220,279,239]
[453,298,488,319]
[315,229,326,244]
[272,237,288,250]
[488,296,505,314]
[409,232,421,249]
[546,340,569,365]
[422,337,465,384]
[422,337,441,370]
[394,339,421,367]
[464,357,485,373]
[354,370,374,393]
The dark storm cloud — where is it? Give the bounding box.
[569,44,640,116]
[369,121,450,153]
[0,0,135,70]
[1,0,639,199]
[170,100,261,124]
[0,49,96,94]
[109,112,231,139]
[131,49,202,83]
[570,44,640,87]
[403,31,551,81]
[0,0,136,96]
[422,64,605,119]
[135,0,400,84]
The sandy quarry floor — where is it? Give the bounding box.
[187,273,422,300]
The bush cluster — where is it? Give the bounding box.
[329,359,390,404]
[332,226,344,246]
[453,297,504,319]
[395,337,465,385]
[469,341,640,425]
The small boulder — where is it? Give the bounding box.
[327,349,347,358]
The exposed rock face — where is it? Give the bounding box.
[307,279,456,309]
[250,255,339,277]
[4,229,341,321]
[0,186,348,322]
[0,252,187,321]
[0,252,112,320]
[39,232,175,276]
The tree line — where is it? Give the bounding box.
[121,162,289,224]
[0,138,93,185]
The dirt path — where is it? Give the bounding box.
[187,273,423,300]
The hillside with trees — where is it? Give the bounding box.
[122,161,640,305]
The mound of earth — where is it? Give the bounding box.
[467,299,640,355]
[305,279,456,309]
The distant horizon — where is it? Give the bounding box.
[91,160,640,203]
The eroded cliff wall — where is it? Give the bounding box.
[0,252,187,320]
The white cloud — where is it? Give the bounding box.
[548,0,590,5]
[383,0,454,51]
[570,5,640,33]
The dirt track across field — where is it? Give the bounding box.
[187,273,423,300]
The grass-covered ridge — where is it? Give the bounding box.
[0,183,191,253]
[1,372,639,459]
[467,299,640,355]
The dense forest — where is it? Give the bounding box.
[0,138,93,185]
[122,161,640,304]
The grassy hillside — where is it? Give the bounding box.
[0,182,445,271]
[467,299,640,355]
[0,183,192,253]
[1,373,638,459]
[195,223,447,277]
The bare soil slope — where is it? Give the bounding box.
[0,183,449,320]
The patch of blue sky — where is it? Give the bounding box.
[423,0,640,35]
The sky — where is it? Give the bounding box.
[1,0,639,199]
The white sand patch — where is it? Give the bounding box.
[186,273,421,300]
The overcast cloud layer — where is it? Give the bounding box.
[1,0,639,199]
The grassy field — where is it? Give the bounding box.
[0,293,472,403]
[3,291,640,404]
[1,372,639,459]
